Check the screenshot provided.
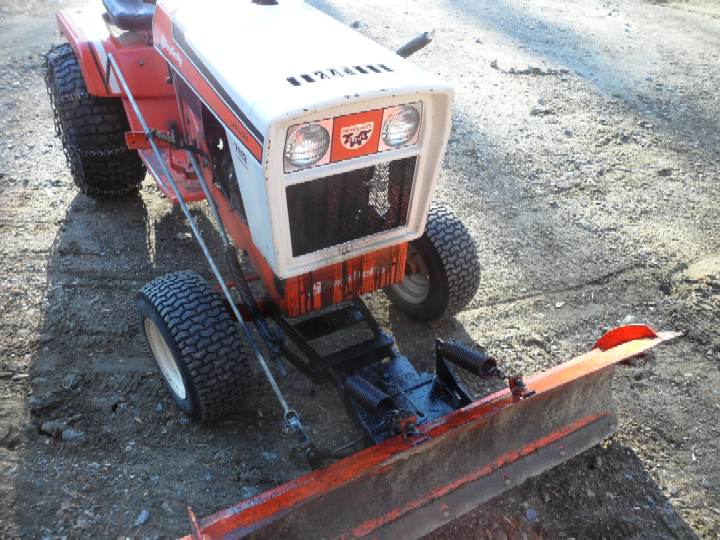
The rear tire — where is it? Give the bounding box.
[137,271,250,423]
[386,203,480,322]
[44,43,145,197]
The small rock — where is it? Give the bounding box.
[530,106,555,116]
[490,59,498,70]
[155,403,163,413]
[350,21,361,29]
[241,486,261,499]
[586,488,596,497]
[62,372,80,390]
[134,509,150,526]
[61,428,86,444]
[621,314,639,325]
[563,128,574,137]
[657,167,673,177]
[160,501,175,515]
[75,516,92,529]
[555,301,565,309]
[40,420,66,437]
[30,393,62,414]
[176,232,192,241]
[11,373,29,381]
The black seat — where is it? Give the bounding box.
[102,0,156,32]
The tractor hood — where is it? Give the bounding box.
[153,0,450,140]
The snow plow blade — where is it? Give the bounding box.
[184,326,679,540]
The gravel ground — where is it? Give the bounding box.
[1,0,719,538]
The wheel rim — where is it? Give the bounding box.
[390,245,430,305]
[144,318,187,400]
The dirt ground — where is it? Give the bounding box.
[0,0,719,538]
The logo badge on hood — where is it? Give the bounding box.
[330,109,384,162]
[340,122,375,150]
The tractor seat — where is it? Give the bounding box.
[102,0,156,32]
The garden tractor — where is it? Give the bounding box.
[45,0,679,538]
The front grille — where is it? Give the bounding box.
[286,156,417,257]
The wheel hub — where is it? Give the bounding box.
[390,245,430,304]
[144,318,187,400]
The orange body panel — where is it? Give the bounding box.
[152,4,264,163]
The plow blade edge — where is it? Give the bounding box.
[186,327,679,540]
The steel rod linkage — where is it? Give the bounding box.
[105,54,309,444]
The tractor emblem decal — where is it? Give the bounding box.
[158,33,183,67]
[340,122,374,150]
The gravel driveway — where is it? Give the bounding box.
[0,0,718,538]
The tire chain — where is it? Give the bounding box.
[44,43,145,197]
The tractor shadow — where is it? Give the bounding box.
[14,188,317,538]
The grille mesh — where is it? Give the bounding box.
[286,157,417,257]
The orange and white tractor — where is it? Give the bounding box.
[45,1,679,538]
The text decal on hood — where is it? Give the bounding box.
[287,64,394,87]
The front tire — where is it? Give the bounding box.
[386,203,480,322]
[136,271,250,423]
[45,43,145,197]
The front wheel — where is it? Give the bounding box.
[386,203,480,322]
[136,271,251,423]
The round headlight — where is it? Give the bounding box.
[284,123,330,169]
[382,105,421,148]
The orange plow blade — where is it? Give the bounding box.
[183,326,679,540]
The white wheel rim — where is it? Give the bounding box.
[144,318,187,400]
[390,245,430,305]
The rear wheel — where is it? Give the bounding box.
[44,43,145,197]
[386,203,480,322]
[136,271,250,423]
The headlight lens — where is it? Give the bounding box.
[382,104,421,148]
[284,123,331,169]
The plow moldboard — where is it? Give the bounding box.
[185,330,678,540]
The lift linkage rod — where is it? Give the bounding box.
[104,54,308,441]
